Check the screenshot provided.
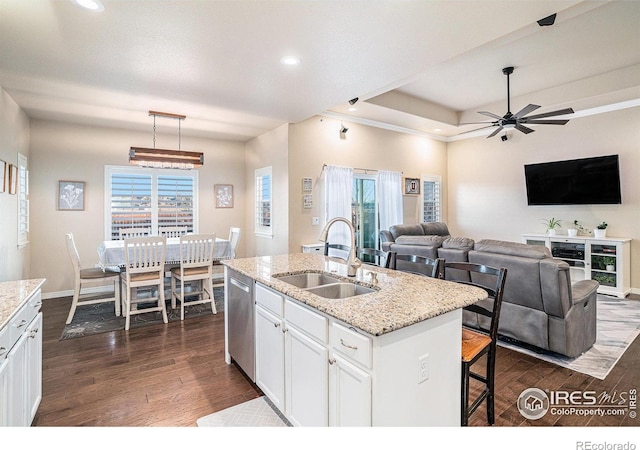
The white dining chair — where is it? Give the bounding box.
[228,227,241,259]
[65,233,121,324]
[119,227,151,240]
[120,236,167,330]
[170,233,217,320]
[158,226,188,238]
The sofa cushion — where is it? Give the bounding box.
[474,239,551,259]
[420,222,450,236]
[389,224,425,241]
[395,235,446,247]
[442,236,474,250]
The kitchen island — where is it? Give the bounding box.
[222,253,487,427]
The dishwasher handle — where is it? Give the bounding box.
[230,277,250,293]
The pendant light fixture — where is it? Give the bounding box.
[129,111,204,169]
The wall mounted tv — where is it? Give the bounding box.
[524,154,622,205]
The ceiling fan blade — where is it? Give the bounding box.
[523,107,574,120]
[525,119,570,125]
[458,121,495,126]
[477,111,504,120]
[515,124,535,134]
[486,126,503,138]
[457,124,496,135]
[513,104,540,119]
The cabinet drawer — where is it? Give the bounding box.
[255,283,283,317]
[285,299,327,343]
[0,325,9,359]
[330,322,372,369]
[9,301,37,349]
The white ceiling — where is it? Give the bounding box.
[0,0,638,142]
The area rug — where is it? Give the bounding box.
[498,295,640,380]
[60,287,224,340]
[196,396,289,427]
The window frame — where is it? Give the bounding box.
[104,165,199,240]
[254,166,273,238]
[420,175,442,223]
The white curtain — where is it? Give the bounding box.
[324,165,354,247]
[377,170,403,233]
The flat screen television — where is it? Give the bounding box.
[524,154,622,205]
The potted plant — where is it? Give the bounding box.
[594,221,608,238]
[603,256,616,272]
[569,219,588,237]
[542,217,562,236]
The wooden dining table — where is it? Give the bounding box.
[97,236,232,268]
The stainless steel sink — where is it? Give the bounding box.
[274,271,377,299]
[274,272,343,289]
[305,283,376,299]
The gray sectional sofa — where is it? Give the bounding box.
[380,223,599,357]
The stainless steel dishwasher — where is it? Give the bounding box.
[227,268,255,382]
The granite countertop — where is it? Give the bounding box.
[0,279,46,330]
[222,254,487,336]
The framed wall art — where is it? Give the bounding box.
[404,177,420,195]
[0,160,5,193]
[8,164,18,195]
[58,180,85,210]
[215,184,234,208]
[302,177,313,192]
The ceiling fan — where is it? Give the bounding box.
[462,66,574,138]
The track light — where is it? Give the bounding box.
[348,97,359,105]
[340,123,348,134]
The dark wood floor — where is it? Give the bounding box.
[34,294,640,427]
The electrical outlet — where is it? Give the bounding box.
[418,354,429,383]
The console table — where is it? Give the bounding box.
[522,233,631,298]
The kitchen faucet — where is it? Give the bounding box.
[318,217,361,277]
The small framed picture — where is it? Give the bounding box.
[302,177,313,192]
[404,177,420,195]
[8,164,18,195]
[0,160,6,193]
[58,181,85,210]
[215,184,234,208]
[303,194,313,209]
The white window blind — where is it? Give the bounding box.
[255,166,272,236]
[17,153,29,247]
[421,175,441,223]
[105,166,198,240]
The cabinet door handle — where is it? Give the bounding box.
[16,319,28,329]
[29,328,39,338]
[0,347,7,357]
[328,358,336,365]
[33,301,42,308]
[340,338,358,350]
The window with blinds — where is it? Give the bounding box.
[105,166,198,240]
[422,176,441,223]
[255,166,272,236]
[17,153,29,248]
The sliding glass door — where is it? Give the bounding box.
[352,175,377,263]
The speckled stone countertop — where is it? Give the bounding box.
[222,254,487,336]
[0,279,46,330]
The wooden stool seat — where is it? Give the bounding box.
[80,267,120,279]
[461,328,492,363]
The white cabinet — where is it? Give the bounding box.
[285,326,328,426]
[522,234,631,298]
[255,302,285,412]
[1,286,43,427]
[253,282,462,427]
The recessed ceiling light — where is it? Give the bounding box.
[280,56,301,66]
[71,0,105,12]
[348,107,357,112]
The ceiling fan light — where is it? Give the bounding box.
[502,123,516,130]
[71,0,105,12]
